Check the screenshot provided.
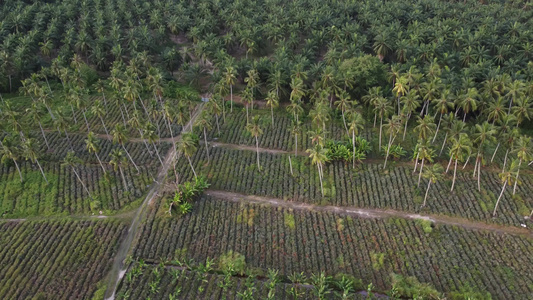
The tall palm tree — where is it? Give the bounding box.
[224,66,237,112]
[91,100,109,136]
[511,136,533,195]
[290,120,302,157]
[26,102,49,150]
[95,79,108,107]
[1,135,23,182]
[242,88,253,124]
[448,133,472,192]
[493,159,519,217]
[382,115,402,169]
[334,90,352,134]
[472,122,496,191]
[62,151,92,198]
[53,109,73,150]
[143,123,164,167]
[373,96,393,149]
[111,124,140,173]
[179,132,198,179]
[306,144,329,197]
[246,116,264,170]
[456,88,479,121]
[400,90,421,140]
[414,115,437,142]
[22,138,48,183]
[195,112,212,164]
[413,140,435,187]
[491,114,516,163]
[392,75,409,115]
[244,68,259,110]
[86,132,106,173]
[109,149,128,189]
[432,89,454,142]
[347,111,365,169]
[265,90,279,127]
[512,96,532,128]
[421,163,444,208]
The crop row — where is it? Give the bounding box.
[116,266,325,300]
[207,110,368,151]
[0,161,153,217]
[34,131,171,166]
[132,196,533,299]
[0,219,127,300]
[176,146,531,226]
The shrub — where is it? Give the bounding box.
[219,251,246,276]
[391,273,441,300]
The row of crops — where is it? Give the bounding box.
[0,219,127,300]
[116,264,371,300]
[132,196,533,299]
[0,161,153,217]
[176,146,531,226]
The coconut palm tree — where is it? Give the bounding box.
[400,90,421,140]
[334,90,352,134]
[244,68,259,110]
[53,109,73,150]
[265,90,279,127]
[421,163,444,208]
[109,149,128,189]
[224,66,237,112]
[1,135,23,182]
[195,112,212,164]
[414,115,437,142]
[382,115,402,169]
[86,132,106,173]
[392,75,409,115]
[511,136,533,195]
[512,96,532,128]
[493,159,519,217]
[246,116,264,170]
[448,133,472,192]
[179,132,198,179]
[111,124,140,173]
[491,114,516,163]
[26,102,49,150]
[62,151,92,198]
[91,100,109,136]
[347,111,365,169]
[456,88,479,121]
[472,122,496,191]
[432,89,454,142]
[242,88,253,124]
[413,139,435,186]
[373,95,393,149]
[290,120,302,157]
[306,144,329,197]
[143,123,164,167]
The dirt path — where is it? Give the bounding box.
[206,189,532,238]
[103,103,204,300]
[208,141,304,155]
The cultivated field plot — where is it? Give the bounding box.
[176,147,531,226]
[0,219,127,300]
[132,196,533,299]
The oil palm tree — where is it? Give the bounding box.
[421,163,444,208]
[62,151,92,198]
[109,149,128,189]
[86,132,106,173]
[111,124,140,173]
[246,116,264,170]
[306,144,329,197]
[179,132,198,179]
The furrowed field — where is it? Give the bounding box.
[131,195,533,299]
[0,219,127,300]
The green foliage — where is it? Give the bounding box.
[417,219,434,234]
[167,176,209,215]
[338,55,387,97]
[219,251,246,276]
[284,211,296,229]
[370,252,385,271]
[450,284,492,300]
[391,273,441,300]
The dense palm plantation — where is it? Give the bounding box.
[0,0,533,299]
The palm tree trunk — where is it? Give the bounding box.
[139,130,153,157]
[373,112,377,128]
[82,109,90,132]
[215,114,220,135]
[493,180,507,216]
[166,116,175,147]
[187,156,197,179]
[503,149,509,171]
[318,163,324,196]
[512,158,522,195]
[13,159,23,182]
[119,105,127,126]
[352,131,356,169]
[102,92,107,107]
[462,156,470,169]
[491,143,500,163]
[439,132,448,156]
[451,159,458,192]
[271,106,275,128]
[122,144,140,173]
[255,136,260,170]
[119,166,128,190]
[422,181,431,207]
[432,113,442,143]
[341,109,348,134]
[152,142,164,167]
[39,121,50,149]
[72,167,92,198]
[402,113,410,141]
[99,116,109,136]
[203,127,210,164]
[418,158,425,187]
[245,105,249,124]
[477,157,481,192]
[35,159,48,184]
[230,85,233,112]
[383,133,393,169]
[64,130,74,150]
[413,151,419,173]
[95,152,106,173]
[295,134,298,157]
[288,155,293,176]
[379,115,383,149]
[70,104,78,124]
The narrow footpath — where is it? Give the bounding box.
[206,189,532,238]
[103,103,204,300]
